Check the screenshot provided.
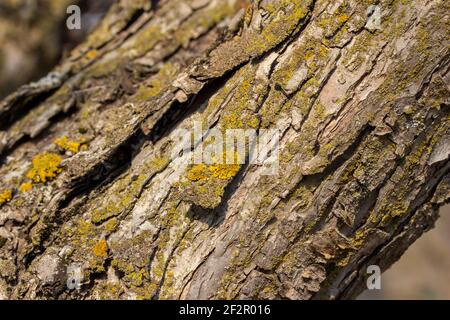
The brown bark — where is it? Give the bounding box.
[0,0,449,300]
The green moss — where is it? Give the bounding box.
[174,1,239,47]
[380,201,409,224]
[104,218,119,233]
[181,67,253,209]
[200,0,313,79]
[116,24,164,61]
[134,283,159,300]
[133,63,178,102]
[340,161,359,183]
[91,174,147,224]
[127,268,149,287]
[252,1,310,55]
[96,282,122,300]
[111,258,150,288]
[70,219,100,249]
[135,82,162,100]
[76,220,96,238]
[317,2,350,34]
[336,254,351,267]
[152,252,165,279]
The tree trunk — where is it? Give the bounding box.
[0,0,448,300]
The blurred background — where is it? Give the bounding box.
[0,0,449,300]
[360,204,450,300]
[0,0,112,99]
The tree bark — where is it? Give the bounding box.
[0,0,449,300]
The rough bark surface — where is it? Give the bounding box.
[0,0,449,300]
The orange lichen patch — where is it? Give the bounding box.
[92,239,108,258]
[86,50,98,60]
[0,189,13,204]
[26,153,62,183]
[19,183,33,193]
[337,14,349,24]
[187,151,242,182]
[209,163,241,180]
[187,164,209,182]
[54,136,86,154]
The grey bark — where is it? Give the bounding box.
[0,0,449,300]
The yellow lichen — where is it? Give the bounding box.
[337,14,349,24]
[19,183,33,193]
[92,239,108,258]
[337,254,351,267]
[187,161,241,182]
[352,230,367,247]
[127,268,149,287]
[209,163,241,180]
[26,153,62,183]
[54,136,85,154]
[86,50,98,60]
[187,164,209,182]
[0,189,13,204]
